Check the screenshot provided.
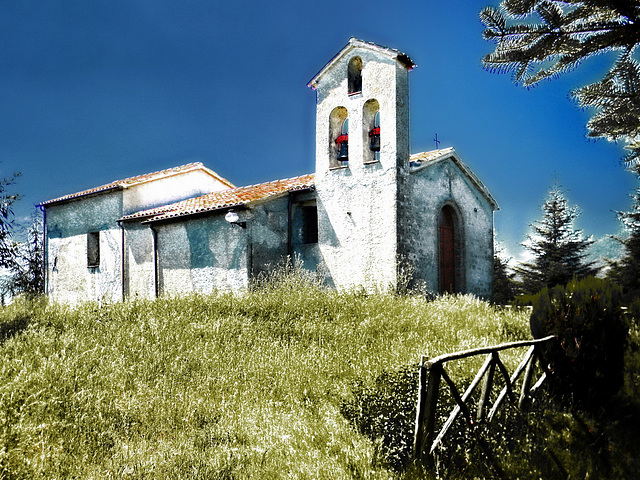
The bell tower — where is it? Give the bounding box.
[307,38,415,289]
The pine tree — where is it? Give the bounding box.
[515,182,598,293]
[7,212,45,296]
[481,0,640,165]
[0,171,19,268]
[607,170,640,298]
[493,247,518,303]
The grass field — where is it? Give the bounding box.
[2,269,635,479]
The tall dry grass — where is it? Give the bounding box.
[0,270,530,478]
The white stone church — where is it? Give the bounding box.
[41,39,498,303]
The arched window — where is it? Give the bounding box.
[348,57,363,95]
[329,106,349,168]
[362,99,380,163]
[438,205,462,293]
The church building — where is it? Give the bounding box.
[40,39,498,303]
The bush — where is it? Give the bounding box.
[525,277,628,410]
[340,364,418,472]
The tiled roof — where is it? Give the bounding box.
[122,173,315,223]
[40,162,234,206]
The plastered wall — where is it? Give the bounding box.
[45,192,123,303]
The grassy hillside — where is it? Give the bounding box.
[3,269,635,478]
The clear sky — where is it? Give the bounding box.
[1,0,636,262]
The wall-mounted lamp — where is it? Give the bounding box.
[225,209,246,228]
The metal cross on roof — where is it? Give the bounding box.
[434,133,441,150]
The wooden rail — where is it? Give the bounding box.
[413,335,556,466]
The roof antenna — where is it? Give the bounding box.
[434,133,441,150]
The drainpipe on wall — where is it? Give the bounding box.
[117,220,126,302]
[37,205,47,295]
[287,193,293,258]
[150,225,159,298]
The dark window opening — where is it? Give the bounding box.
[302,206,318,244]
[348,57,363,95]
[87,231,100,268]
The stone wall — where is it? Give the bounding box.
[399,157,495,297]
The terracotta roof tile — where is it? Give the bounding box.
[41,162,234,206]
[122,173,315,222]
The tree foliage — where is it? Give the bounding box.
[0,171,20,268]
[5,212,45,297]
[481,0,640,165]
[515,181,598,293]
[528,277,628,410]
[607,168,640,298]
[493,249,518,303]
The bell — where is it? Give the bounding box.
[369,133,380,152]
[337,141,349,162]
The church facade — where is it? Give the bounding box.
[41,39,498,303]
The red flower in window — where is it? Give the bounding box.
[335,134,349,144]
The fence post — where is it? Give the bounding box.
[477,353,496,422]
[414,358,442,463]
[518,348,537,409]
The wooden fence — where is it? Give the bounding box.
[413,335,556,466]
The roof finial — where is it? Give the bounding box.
[434,133,441,150]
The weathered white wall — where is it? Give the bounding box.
[248,198,289,278]
[122,170,230,216]
[313,44,411,290]
[123,221,155,299]
[45,192,123,303]
[155,212,250,295]
[400,157,495,297]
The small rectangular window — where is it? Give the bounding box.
[87,231,100,268]
[302,206,318,244]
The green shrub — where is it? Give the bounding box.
[526,277,628,410]
[340,365,418,472]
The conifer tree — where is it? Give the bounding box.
[607,171,640,298]
[7,212,45,296]
[0,171,19,269]
[493,248,518,303]
[481,0,640,165]
[515,182,598,293]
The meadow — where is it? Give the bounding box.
[1,269,636,479]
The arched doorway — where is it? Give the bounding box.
[438,205,459,293]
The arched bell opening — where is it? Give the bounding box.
[362,99,380,164]
[438,204,464,294]
[329,106,349,168]
[348,56,363,95]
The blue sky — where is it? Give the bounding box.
[1,0,636,262]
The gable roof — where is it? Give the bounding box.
[40,162,234,207]
[308,38,416,90]
[409,147,499,210]
[121,173,316,223]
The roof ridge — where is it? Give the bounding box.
[41,161,220,206]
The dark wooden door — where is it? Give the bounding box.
[439,207,455,293]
